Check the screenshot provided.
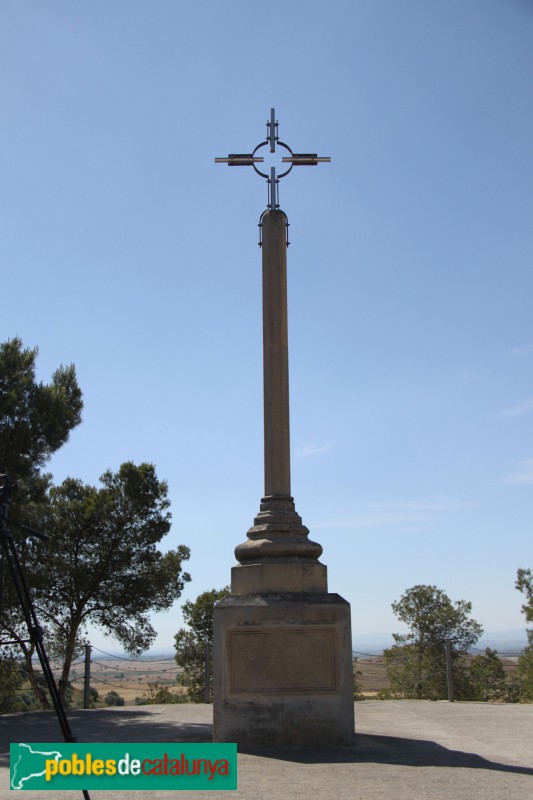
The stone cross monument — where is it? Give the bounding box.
[213,110,354,747]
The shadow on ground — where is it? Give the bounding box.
[240,734,533,776]
[0,709,211,770]
[1,710,532,779]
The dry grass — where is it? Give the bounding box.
[356,656,390,697]
[73,658,185,703]
[355,654,519,698]
[30,657,186,705]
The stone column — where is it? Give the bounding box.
[232,211,326,594]
[262,210,291,498]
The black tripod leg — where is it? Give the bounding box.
[1,531,91,800]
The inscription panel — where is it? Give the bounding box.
[229,626,338,693]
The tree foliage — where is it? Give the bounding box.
[352,657,364,701]
[27,462,191,699]
[0,337,83,706]
[0,337,82,507]
[467,648,510,702]
[391,584,483,651]
[516,568,533,701]
[0,652,25,713]
[384,585,483,700]
[517,648,533,702]
[174,587,230,702]
[0,339,192,708]
[180,587,230,647]
[516,568,533,624]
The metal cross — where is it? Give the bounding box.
[215,108,331,217]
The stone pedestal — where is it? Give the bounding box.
[213,593,354,747]
[213,497,354,748]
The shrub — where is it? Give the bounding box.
[105,691,125,706]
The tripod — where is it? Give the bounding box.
[0,474,90,800]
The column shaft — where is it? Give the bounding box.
[262,211,291,497]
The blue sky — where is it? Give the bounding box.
[1,0,532,652]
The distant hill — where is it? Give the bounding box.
[352,629,528,657]
[87,630,529,661]
[352,633,395,656]
[476,630,528,654]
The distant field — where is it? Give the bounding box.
[356,654,519,697]
[72,658,186,703]
[356,656,390,695]
[26,653,520,706]
[30,658,186,705]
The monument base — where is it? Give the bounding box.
[231,562,327,594]
[213,592,355,748]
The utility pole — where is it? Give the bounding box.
[204,642,211,703]
[83,643,92,709]
[445,639,455,702]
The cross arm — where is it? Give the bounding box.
[215,154,265,166]
[281,154,331,166]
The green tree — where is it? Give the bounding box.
[467,648,509,702]
[25,462,190,700]
[384,585,483,699]
[174,587,230,702]
[516,568,533,701]
[516,568,533,623]
[517,648,533,701]
[0,337,82,507]
[0,337,83,706]
[352,656,364,701]
[0,652,25,713]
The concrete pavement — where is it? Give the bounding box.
[1,700,532,799]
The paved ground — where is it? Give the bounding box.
[1,701,532,799]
